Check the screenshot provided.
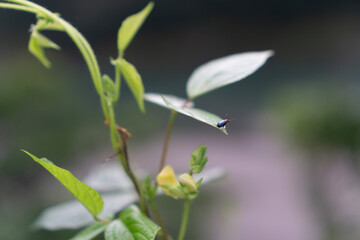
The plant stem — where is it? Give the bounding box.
[149,200,171,240]
[118,130,148,215]
[107,102,148,215]
[0,2,37,13]
[178,199,191,240]
[158,110,177,173]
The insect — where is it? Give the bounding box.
[217,119,230,128]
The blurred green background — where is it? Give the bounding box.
[1,0,360,239]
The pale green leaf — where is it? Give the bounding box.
[83,163,133,193]
[144,92,194,109]
[33,192,137,230]
[117,2,154,54]
[28,31,60,68]
[162,96,228,135]
[105,220,134,240]
[186,50,274,98]
[70,221,109,240]
[23,150,103,217]
[120,205,160,240]
[113,58,145,112]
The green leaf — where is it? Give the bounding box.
[186,50,274,99]
[105,220,134,240]
[70,221,110,240]
[33,164,137,230]
[23,150,103,217]
[102,74,117,103]
[144,92,194,109]
[119,205,160,240]
[162,96,228,135]
[117,2,154,55]
[28,31,60,68]
[190,144,208,174]
[113,58,145,112]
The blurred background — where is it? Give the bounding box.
[1,0,360,239]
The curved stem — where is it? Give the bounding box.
[158,110,177,173]
[5,0,108,118]
[178,199,191,240]
[0,2,37,13]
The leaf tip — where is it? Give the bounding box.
[21,149,31,156]
[264,50,275,57]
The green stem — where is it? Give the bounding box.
[107,101,148,215]
[178,199,191,240]
[118,132,148,215]
[158,110,177,173]
[149,200,171,240]
[0,2,37,13]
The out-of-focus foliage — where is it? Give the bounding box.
[267,84,360,152]
[0,58,105,176]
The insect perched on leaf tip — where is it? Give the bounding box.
[217,119,230,128]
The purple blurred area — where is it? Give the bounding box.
[1,0,360,239]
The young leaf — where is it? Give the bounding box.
[102,74,117,103]
[162,96,228,135]
[120,205,160,240]
[144,92,194,109]
[186,50,274,99]
[113,58,145,112]
[117,2,154,55]
[23,150,103,217]
[190,144,208,174]
[70,221,109,240]
[28,31,60,68]
[105,220,133,240]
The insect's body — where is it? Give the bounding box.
[217,119,230,128]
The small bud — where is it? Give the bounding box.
[190,144,208,174]
[178,173,197,193]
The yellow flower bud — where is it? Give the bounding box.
[157,165,181,198]
[157,165,177,186]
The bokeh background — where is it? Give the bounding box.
[1,0,360,239]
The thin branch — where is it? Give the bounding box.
[158,110,177,173]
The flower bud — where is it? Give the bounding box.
[157,165,185,199]
[178,173,197,193]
